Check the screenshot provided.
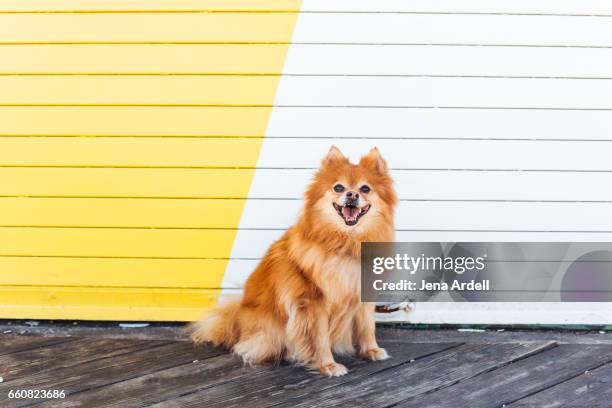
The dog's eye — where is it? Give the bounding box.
[360,185,371,194]
[333,184,345,193]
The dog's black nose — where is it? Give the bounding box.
[346,191,359,199]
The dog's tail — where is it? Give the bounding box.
[189,299,241,348]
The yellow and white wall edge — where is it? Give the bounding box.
[2,1,612,324]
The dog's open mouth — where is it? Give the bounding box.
[333,203,371,226]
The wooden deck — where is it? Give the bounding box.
[1,327,612,407]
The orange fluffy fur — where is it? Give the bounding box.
[191,146,397,377]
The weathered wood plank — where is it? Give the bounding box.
[397,344,612,407]
[374,327,612,345]
[130,342,460,408]
[0,337,168,383]
[268,342,555,408]
[48,349,253,407]
[0,322,185,342]
[6,334,612,408]
[0,341,223,406]
[507,358,612,407]
[0,335,74,356]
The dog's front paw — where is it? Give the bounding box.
[362,347,390,361]
[318,362,348,377]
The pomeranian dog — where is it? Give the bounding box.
[191,146,397,376]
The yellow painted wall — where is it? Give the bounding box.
[0,1,300,321]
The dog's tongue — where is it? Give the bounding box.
[342,206,360,220]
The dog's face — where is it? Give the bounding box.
[304,146,397,235]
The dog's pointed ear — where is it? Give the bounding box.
[322,145,346,166]
[360,147,388,174]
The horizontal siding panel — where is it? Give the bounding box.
[0,286,221,321]
[4,76,612,109]
[4,45,612,78]
[0,107,271,136]
[254,139,612,170]
[2,14,611,46]
[0,13,298,43]
[282,45,612,78]
[0,168,254,197]
[0,44,291,74]
[291,14,612,46]
[265,108,612,140]
[273,77,612,109]
[0,76,281,105]
[0,228,237,257]
[0,1,301,12]
[300,0,612,14]
[1,138,610,170]
[0,257,236,288]
[2,107,610,139]
[2,198,244,228]
[2,168,612,201]
[0,138,268,167]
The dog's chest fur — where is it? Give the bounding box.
[296,242,361,304]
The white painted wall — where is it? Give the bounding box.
[224,1,612,324]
